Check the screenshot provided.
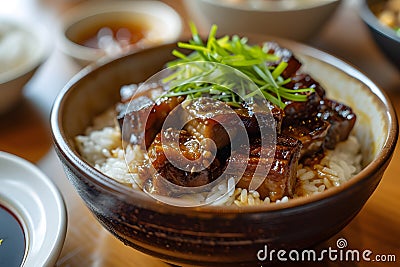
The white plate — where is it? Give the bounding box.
[0,152,67,266]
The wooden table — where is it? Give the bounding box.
[0,0,399,266]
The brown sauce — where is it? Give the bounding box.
[74,19,146,50]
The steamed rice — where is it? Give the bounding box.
[75,109,363,206]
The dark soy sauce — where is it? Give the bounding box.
[0,204,26,267]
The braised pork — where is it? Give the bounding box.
[317,99,357,149]
[231,135,302,201]
[181,98,235,149]
[117,42,357,201]
[147,129,223,187]
[182,98,283,150]
[264,42,302,79]
[117,95,184,148]
[237,101,284,134]
[281,116,330,158]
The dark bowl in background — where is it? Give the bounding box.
[360,0,400,69]
[50,41,398,266]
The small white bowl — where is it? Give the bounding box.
[59,0,183,66]
[184,0,342,41]
[0,18,51,114]
[0,152,67,266]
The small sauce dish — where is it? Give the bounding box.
[59,0,183,66]
[0,152,67,266]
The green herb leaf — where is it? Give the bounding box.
[164,24,314,109]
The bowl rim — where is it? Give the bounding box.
[0,17,52,84]
[359,0,400,43]
[197,0,342,12]
[50,39,398,215]
[57,0,183,63]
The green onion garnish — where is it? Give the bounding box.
[163,23,314,109]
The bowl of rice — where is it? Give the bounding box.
[184,0,342,41]
[0,17,51,114]
[50,32,398,266]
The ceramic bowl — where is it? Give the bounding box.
[0,152,67,266]
[0,17,51,114]
[184,0,342,41]
[360,0,400,69]
[58,0,182,67]
[50,39,398,266]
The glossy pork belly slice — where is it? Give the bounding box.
[281,116,330,158]
[237,101,284,134]
[182,98,283,150]
[231,135,302,201]
[147,129,223,187]
[182,98,234,149]
[278,60,355,156]
[283,73,325,121]
[117,95,184,148]
[317,99,357,149]
[264,42,302,79]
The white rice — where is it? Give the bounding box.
[75,109,362,206]
[0,22,34,73]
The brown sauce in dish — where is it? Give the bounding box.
[0,204,26,266]
[74,19,146,50]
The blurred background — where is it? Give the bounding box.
[1,0,399,113]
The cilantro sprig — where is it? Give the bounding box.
[163,23,314,109]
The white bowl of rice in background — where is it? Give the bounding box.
[50,39,398,266]
[184,0,342,41]
[0,17,51,114]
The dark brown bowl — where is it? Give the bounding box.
[50,41,398,266]
[360,0,400,69]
